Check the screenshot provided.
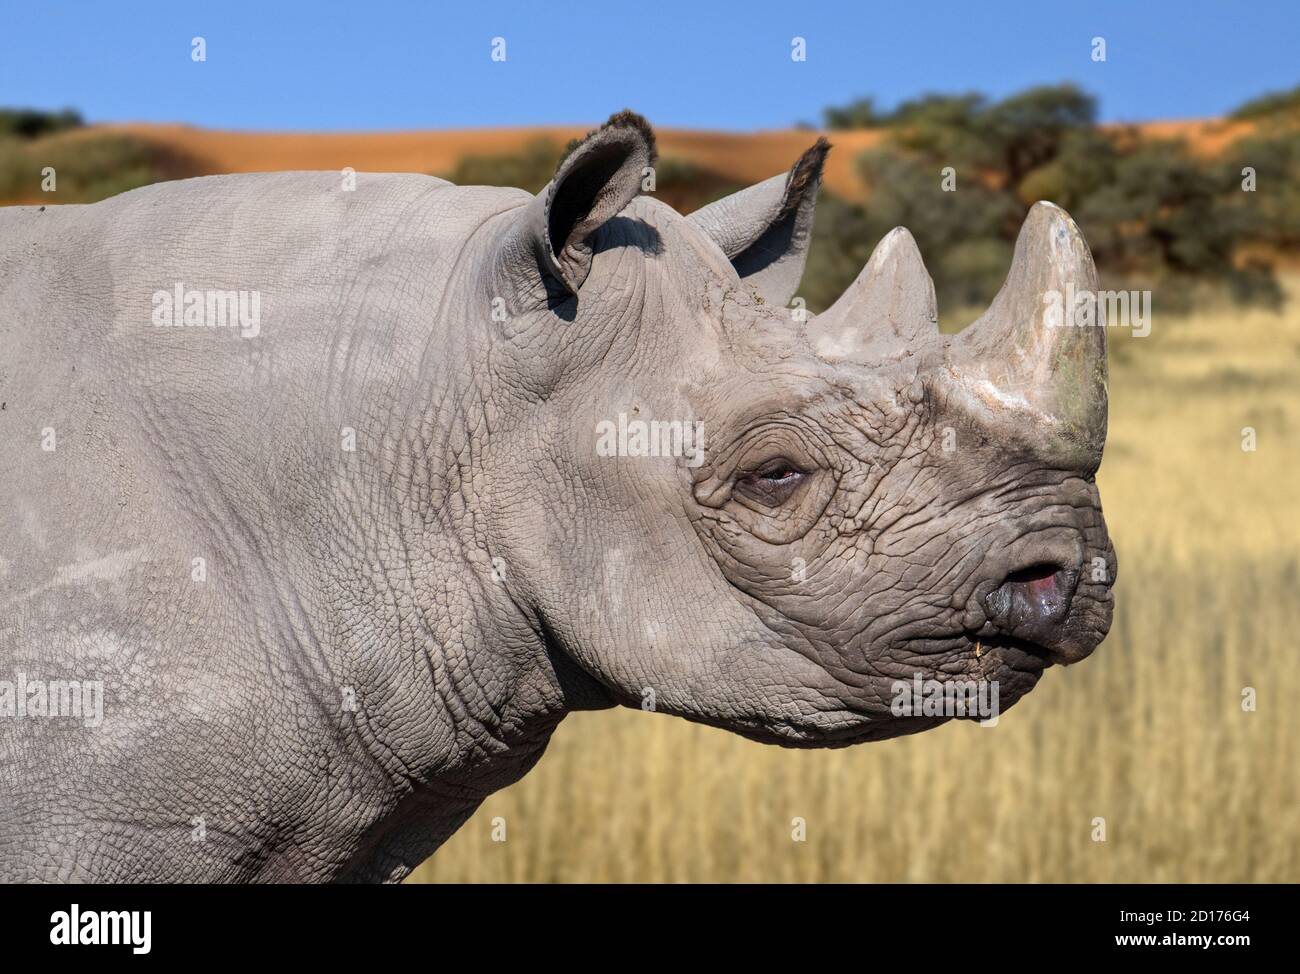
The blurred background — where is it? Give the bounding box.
[3,0,1296,881]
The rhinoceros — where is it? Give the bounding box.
[0,111,1115,882]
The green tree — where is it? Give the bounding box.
[1230,85,1300,121]
[982,84,1097,185]
[1223,129,1300,248]
[0,107,83,139]
[854,147,1018,308]
[822,97,885,130]
[811,84,1283,311]
[1077,139,1280,306]
[886,93,993,173]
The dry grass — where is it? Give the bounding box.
[408,281,1300,883]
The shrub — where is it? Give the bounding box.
[442,138,563,195]
[649,157,742,214]
[0,107,83,139]
[823,97,885,131]
[1229,85,1300,121]
[813,85,1286,311]
[0,130,190,204]
[1222,129,1300,249]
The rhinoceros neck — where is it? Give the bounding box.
[235,179,581,876]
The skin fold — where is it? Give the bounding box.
[0,112,1115,882]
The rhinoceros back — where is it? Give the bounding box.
[0,170,522,603]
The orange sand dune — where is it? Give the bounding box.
[1105,117,1258,156]
[102,118,1252,203]
[108,123,884,199]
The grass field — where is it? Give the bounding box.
[408,280,1300,883]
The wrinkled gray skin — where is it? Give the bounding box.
[0,113,1115,882]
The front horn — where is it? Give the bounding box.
[947,202,1109,470]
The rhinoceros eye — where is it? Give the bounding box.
[735,460,807,507]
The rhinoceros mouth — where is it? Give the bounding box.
[880,632,1052,720]
[901,631,1053,670]
[976,634,1060,667]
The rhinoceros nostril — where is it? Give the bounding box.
[1003,563,1062,586]
[1002,563,1072,604]
[986,563,1078,632]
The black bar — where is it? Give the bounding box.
[0,883,1280,960]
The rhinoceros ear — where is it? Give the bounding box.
[688,138,829,307]
[528,110,657,294]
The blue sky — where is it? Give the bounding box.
[3,0,1297,131]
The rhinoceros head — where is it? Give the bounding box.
[483,112,1116,744]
